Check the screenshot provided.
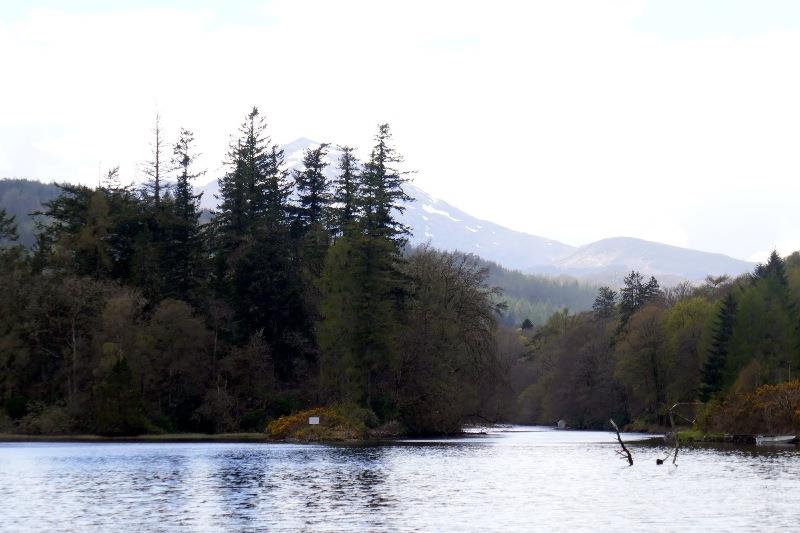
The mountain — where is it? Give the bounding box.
[198,140,575,270]
[3,138,756,285]
[549,237,754,285]
[400,184,575,270]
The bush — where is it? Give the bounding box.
[18,402,76,435]
[265,404,377,441]
[711,380,800,434]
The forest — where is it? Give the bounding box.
[1,107,798,437]
[519,254,800,433]
[0,109,517,436]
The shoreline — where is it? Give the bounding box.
[0,433,275,444]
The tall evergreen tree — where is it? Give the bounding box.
[643,276,662,302]
[166,128,205,301]
[753,250,788,287]
[0,208,18,243]
[318,124,413,416]
[360,123,411,246]
[213,108,306,378]
[294,143,331,230]
[618,271,661,329]
[593,286,616,318]
[141,114,168,210]
[332,145,361,235]
[700,291,736,401]
[216,107,290,244]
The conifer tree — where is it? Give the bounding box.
[166,128,205,301]
[318,124,413,416]
[643,276,662,302]
[700,291,736,401]
[753,250,788,287]
[294,143,331,230]
[0,208,18,243]
[618,271,661,328]
[592,286,616,318]
[332,145,361,235]
[360,123,411,246]
[214,108,306,378]
[142,114,168,210]
[172,129,204,226]
[216,107,290,244]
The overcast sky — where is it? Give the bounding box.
[2,0,800,261]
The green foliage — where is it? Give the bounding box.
[700,292,736,401]
[475,257,598,327]
[521,252,800,430]
[0,208,18,243]
[619,271,662,328]
[318,233,402,417]
[593,286,616,318]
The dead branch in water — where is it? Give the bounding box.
[610,419,633,466]
[657,402,694,466]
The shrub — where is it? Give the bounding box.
[712,380,800,434]
[18,402,76,435]
[265,404,376,441]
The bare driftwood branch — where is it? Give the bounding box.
[657,403,683,466]
[610,419,633,466]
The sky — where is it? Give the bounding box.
[2,0,800,261]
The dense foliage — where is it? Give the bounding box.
[0,110,510,436]
[519,251,800,430]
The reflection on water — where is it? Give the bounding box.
[1,427,798,531]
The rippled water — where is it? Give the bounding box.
[1,427,798,531]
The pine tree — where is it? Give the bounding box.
[317,126,414,415]
[172,129,204,225]
[141,114,168,210]
[643,276,662,302]
[216,107,290,244]
[214,108,307,377]
[294,143,331,230]
[592,286,616,318]
[700,291,736,401]
[618,271,660,328]
[753,250,788,287]
[619,271,644,325]
[360,123,412,246]
[332,145,361,235]
[166,128,205,301]
[0,208,18,243]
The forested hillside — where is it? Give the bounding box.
[519,253,800,431]
[0,177,593,330]
[0,111,514,436]
[476,257,597,327]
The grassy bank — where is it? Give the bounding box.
[0,432,271,443]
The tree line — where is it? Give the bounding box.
[0,109,507,436]
[519,251,800,430]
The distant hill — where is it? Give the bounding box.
[549,237,755,285]
[0,179,60,246]
[476,256,598,327]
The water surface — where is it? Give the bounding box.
[1,427,797,531]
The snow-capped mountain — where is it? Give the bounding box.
[198,138,755,283]
[400,184,575,269]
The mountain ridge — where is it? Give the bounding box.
[3,137,756,284]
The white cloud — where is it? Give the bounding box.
[1,1,800,260]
